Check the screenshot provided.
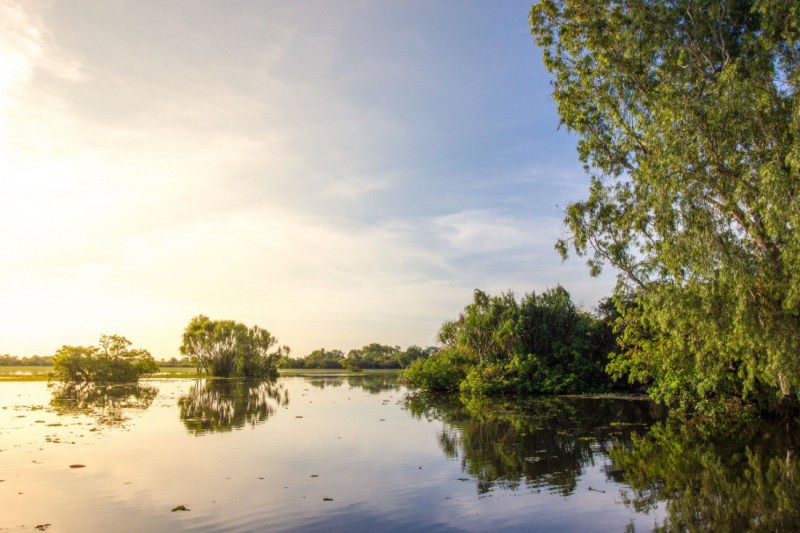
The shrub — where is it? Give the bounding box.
[402,350,464,392]
[51,335,159,383]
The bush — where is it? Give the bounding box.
[180,315,286,378]
[51,335,159,383]
[406,287,615,396]
[402,351,464,392]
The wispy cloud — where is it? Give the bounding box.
[0,1,616,357]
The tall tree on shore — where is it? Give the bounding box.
[530,0,800,410]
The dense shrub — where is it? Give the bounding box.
[180,315,286,378]
[404,287,615,395]
[402,350,464,392]
[51,335,159,383]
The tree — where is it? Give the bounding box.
[346,343,402,369]
[302,348,346,369]
[403,287,614,395]
[397,345,437,368]
[179,315,287,378]
[531,0,800,411]
[51,334,159,383]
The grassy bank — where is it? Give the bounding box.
[0,366,398,382]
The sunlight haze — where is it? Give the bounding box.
[1,1,615,358]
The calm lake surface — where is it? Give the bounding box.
[1,373,797,532]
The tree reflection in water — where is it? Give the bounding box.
[406,393,664,495]
[49,382,158,427]
[610,419,800,531]
[178,379,288,434]
[296,372,401,394]
[346,373,402,394]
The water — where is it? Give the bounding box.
[1,374,794,531]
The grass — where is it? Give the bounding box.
[0,365,204,382]
[0,365,398,382]
[0,366,52,381]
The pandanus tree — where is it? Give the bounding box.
[180,315,288,378]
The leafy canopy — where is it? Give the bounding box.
[404,287,614,395]
[51,334,159,383]
[531,0,800,409]
[180,315,287,378]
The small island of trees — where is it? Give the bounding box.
[179,315,288,379]
[50,334,159,383]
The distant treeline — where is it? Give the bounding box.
[278,343,437,370]
[159,357,193,367]
[0,354,53,366]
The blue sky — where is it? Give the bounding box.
[0,1,615,358]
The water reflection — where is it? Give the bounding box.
[49,382,158,426]
[406,393,664,495]
[289,372,402,394]
[346,372,401,394]
[178,379,288,434]
[611,419,800,530]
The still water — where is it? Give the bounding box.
[0,374,796,531]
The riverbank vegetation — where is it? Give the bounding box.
[403,287,617,395]
[528,0,800,414]
[278,343,437,371]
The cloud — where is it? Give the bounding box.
[0,1,617,358]
[433,209,559,254]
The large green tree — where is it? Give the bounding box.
[531,0,800,410]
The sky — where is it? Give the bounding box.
[0,0,616,359]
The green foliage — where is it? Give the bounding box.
[51,335,159,383]
[279,344,437,370]
[346,343,400,369]
[531,0,800,411]
[180,315,286,378]
[403,350,465,392]
[404,287,614,395]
